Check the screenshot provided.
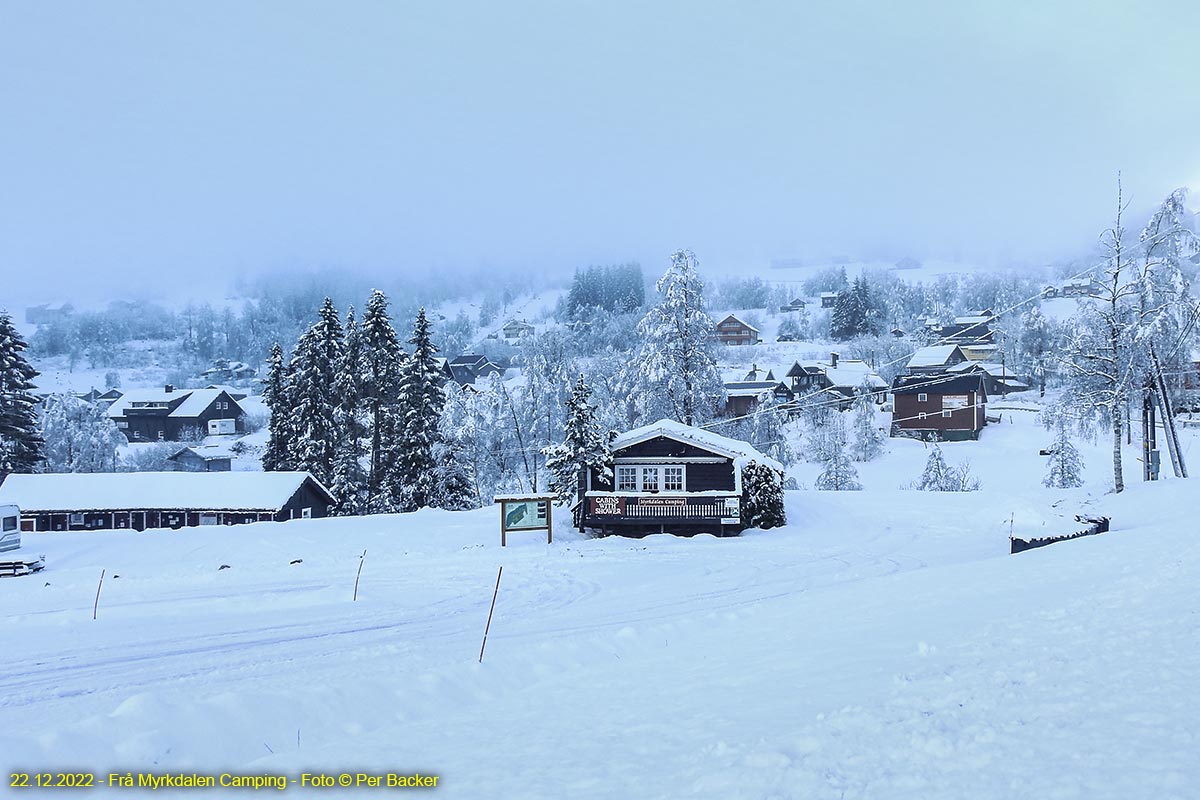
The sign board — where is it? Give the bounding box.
[590,495,626,516]
[494,494,554,546]
[942,394,969,409]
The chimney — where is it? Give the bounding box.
[164,384,174,393]
[830,352,839,368]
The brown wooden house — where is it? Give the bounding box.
[890,374,988,441]
[576,419,781,537]
[714,314,760,346]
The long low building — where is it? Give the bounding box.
[0,471,335,532]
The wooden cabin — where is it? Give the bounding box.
[0,472,334,532]
[890,374,988,441]
[714,314,760,346]
[905,344,969,375]
[576,419,781,537]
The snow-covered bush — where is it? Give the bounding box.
[909,445,980,492]
[741,460,786,528]
[813,417,862,491]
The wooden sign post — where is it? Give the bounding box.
[493,494,554,546]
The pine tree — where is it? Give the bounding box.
[261,342,296,471]
[741,460,786,528]
[40,393,125,473]
[0,311,43,475]
[432,439,476,510]
[329,306,368,515]
[289,298,343,484]
[814,416,862,490]
[849,378,886,462]
[914,445,953,491]
[633,250,724,426]
[393,307,445,511]
[542,374,613,504]
[1044,423,1084,489]
[360,290,406,513]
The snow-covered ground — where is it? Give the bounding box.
[3,408,1196,798]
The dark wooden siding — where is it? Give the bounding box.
[276,480,333,520]
[893,391,983,432]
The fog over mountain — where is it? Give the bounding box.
[3,1,1199,303]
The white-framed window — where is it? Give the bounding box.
[616,466,638,492]
[614,465,685,492]
[918,412,927,420]
[301,507,313,519]
[157,430,165,440]
[641,467,660,492]
[917,392,928,402]
[942,410,952,418]
[664,466,684,491]
[69,513,85,525]
[133,430,143,440]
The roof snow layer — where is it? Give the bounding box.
[0,472,330,512]
[612,418,783,472]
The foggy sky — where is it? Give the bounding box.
[3,1,1199,302]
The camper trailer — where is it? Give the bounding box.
[0,504,19,553]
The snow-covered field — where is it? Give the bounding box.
[3,409,1197,799]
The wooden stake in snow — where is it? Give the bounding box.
[478,566,503,663]
[353,549,367,602]
[93,569,105,620]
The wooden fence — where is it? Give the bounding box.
[1010,515,1111,555]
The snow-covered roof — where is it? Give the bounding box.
[107,388,236,419]
[0,471,332,512]
[822,360,888,390]
[952,315,992,326]
[717,314,760,332]
[907,345,963,368]
[724,381,783,398]
[611,419,783,472]
[819,291,839,298]
[947,361,1018,378]
[169,442,238,461]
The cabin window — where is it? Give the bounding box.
[664,466,684,491]
[614,465,684,492]
[157,430,165,440]
[641,467,660,492]
[301,507,313,519]
[70,513,85,525]
[917,393,928,402]
[134,430,143,440]
[616,466,638,492]
[918,412,927,420]
[942,410,952,418]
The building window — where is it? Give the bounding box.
[641,467,660,492]
[918,412,927,420]
[157,430,165,440]
[301,507,313,519]
[664,466,684,491]
[616,466,638,492]
[942,410,952,418]
[917,393,928,402]
[133,430,143,440]
[615,465,685,492]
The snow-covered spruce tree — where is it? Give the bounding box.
[392,307,445,512]
[438,384,486,507]
[542,374,613,505]
[914,444,953,491]
[329,305,368,515]
[814,416,861,490]
[849,378,886,462]
[40,393,125,473]
[521,330,576,491]
[360,290,406,513]
[432,437,478,511]
[1042,407,1084,489]
[261,342,296,471]
[633,250,724,426]
[741,460,786,528]
[0,311,43,475]
[289,298,343,485]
